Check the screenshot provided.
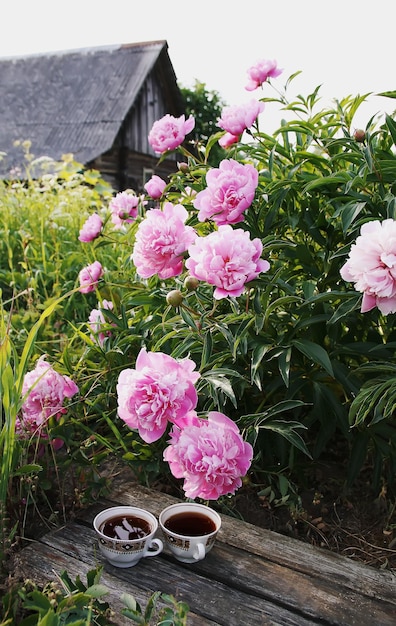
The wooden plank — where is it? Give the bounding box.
[99,482,396,603]
[16,523,320,626]
[12,541,218,626]
[40,519,396,626]
[13,481,396,626]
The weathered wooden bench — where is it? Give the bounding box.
[14,482,396,625]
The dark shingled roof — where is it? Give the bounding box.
[0,40,183,175]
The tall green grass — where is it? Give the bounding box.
[0,156,113,570]
[0,289,82,568]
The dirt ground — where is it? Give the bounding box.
[227,469,396,572]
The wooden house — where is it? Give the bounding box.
[0,41,186,191]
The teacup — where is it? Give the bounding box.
[93,505,163,568]
[159,502,221,563]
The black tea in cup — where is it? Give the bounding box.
[164,511,216,536]
[100,514,151,540]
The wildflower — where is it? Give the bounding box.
[131,202,196,279]
[186,225,269,299]
[116,347,200,443]
[17,356,79,443]
[109,191,144,228]
[144,174,166,199]
[78,213,103,242]
[194,159,259,225]
[148,114,195,154]
[87,299,114,345]
[245,59,283,91]
[78,260,103,294]
[163,411,253,500]
[340,218,396,314]
[217,100,265,138]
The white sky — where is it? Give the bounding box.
[1,0,395,131]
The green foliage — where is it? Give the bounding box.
[1,75,396,568]
[0,567,190,626]
[180,80,227,166]
[1,567,111,625]
[153,80,396,494]
[121,591,189,625]
[0,158,114,574]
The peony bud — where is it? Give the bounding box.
[166,289,184,307]
[183,276,199,291]
[353,129,366,143]
[178,162,189,173]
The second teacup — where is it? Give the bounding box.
[159,502,221,563]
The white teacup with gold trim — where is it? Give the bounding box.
[93,505,163,568]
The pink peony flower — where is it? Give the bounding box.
[88,299,114,346]
[217,100,265,137]
[116,347,200,443]
[18,356,79,442]
[131,202,197,279]
[148,114,195,154]
[78,213,103,243]
[219,132,240,149]
[78,260,103,294]
[340,219,396,315]
[109,191,145,229]
[193,159,259,225]
[245,59,283,91]
[163,411,253,500]
[186,225,270,299]
[144,175,166,199]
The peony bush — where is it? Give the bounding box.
[1,58,396,554]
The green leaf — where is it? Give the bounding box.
[291,339,334,377]
[241,400,306,424]
[121,592,138,612]
[264,295,303,323]
[200,331,213,370]
[385,114,396,146]
[250,343,270,387]
[36,610,59,626]
[259,419,312,458]
[86,566,104,587]
[24,590,52,612]
[180,306,199,330]
[278,347,291,388]
[377,90,396,99]
[85,584,109,598]
[13,463,43,476]
[144,591,161,621]
[203,373,237,407]
[302,172,350,192]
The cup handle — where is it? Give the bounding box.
[192,542,205,561]
[144,537,163,558]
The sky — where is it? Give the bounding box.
[1,0,395,132]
